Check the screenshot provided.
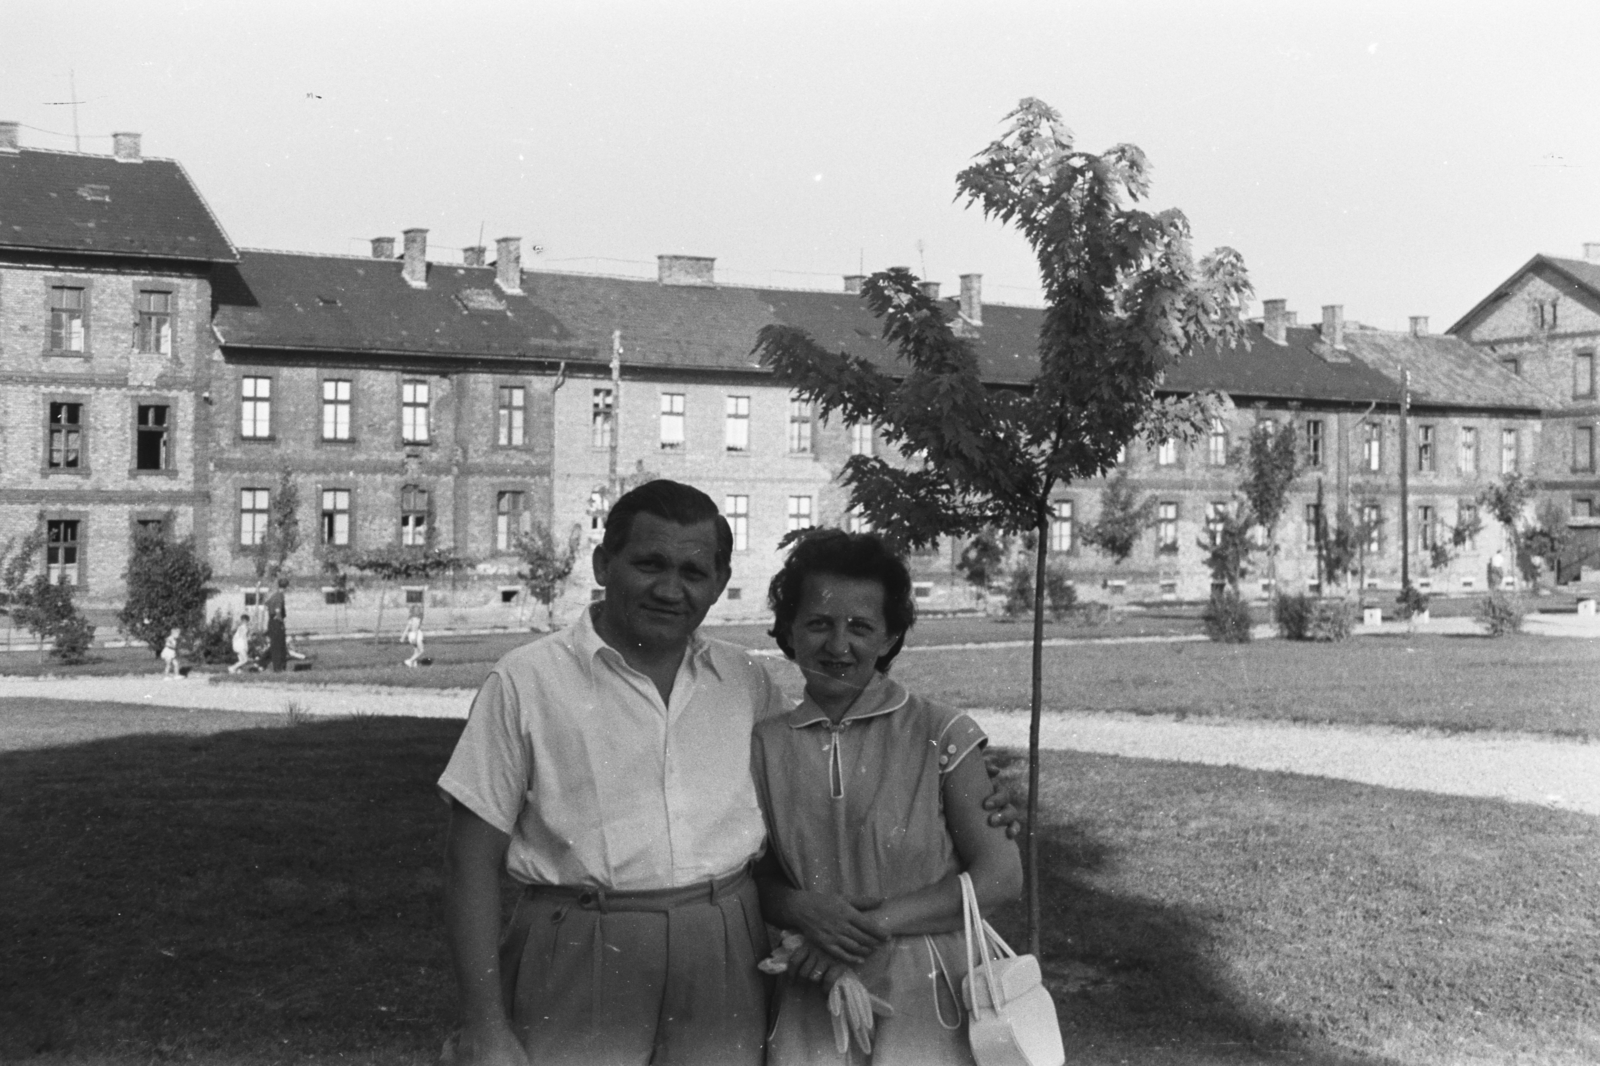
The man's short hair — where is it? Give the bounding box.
[602,479,733,571]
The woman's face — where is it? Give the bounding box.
[788,573,900,711]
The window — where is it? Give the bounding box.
[1574,497,1596,519]
[850,421,875,457]
[1459,503,1479,551]
[591,388,614,449]
[1050,500,1073,552]
[1501,428,1519,474]
[495,491,527,551]
[1157,502,1178,553]
[135,404,169,470]
[786,495,813,533]
[588,490,608,539]
[497,386,526,446]
[787,397,813,453]
[1207,419,1228,466]
[1575,425,1596,473]
[1305,420,1324,468]
[847,505,871,534]
[1499,356,1520,377]
[1156,438,1176,466]
[134,516,167,540]
[659,393,685,450]
[49,286,86,352]
[1363,422,1382,472]
[322,379,352,441]
[1417,425,1435,472]
[136,290,172,355]
[47,402,84,470]
[401,380,430,443]
[1459,426,1478,475]
[1418,505,1436,552]
[1577,351,1596,400]
[400,485,429,546]
[723,495,749,551]
[1361,503,1382,553]
[240,488,270,546]
[45,520,80,584]
[240,376,272,439]
[321,489,351,547]
[1304,503,1323,550]
[723,396,750,452]
[1206,501,1229,546]
[1533,299,1559,331]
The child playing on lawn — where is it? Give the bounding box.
[228,614,252,673]
[160,627,182,679]
[401,611,424,668]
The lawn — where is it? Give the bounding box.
[3,702,1597,1065]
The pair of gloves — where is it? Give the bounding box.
[759,931,895,1055]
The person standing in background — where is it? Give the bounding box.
[266,577,289,672]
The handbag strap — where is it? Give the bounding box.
[959,872,1006,1008]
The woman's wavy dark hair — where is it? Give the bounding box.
[767,528,916,672]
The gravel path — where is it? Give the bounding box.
[4,673,1595,817]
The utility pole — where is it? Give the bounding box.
[1399,368,1411,593]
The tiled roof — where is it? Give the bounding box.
[0,147,235,262]
[1341,327,1552,411]
[213,251,588,362]
[1162,322,1404,405]
[1447,254,1600,336]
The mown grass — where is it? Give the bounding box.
[3,702,1597,1065]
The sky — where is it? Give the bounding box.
[6,0,1600,332]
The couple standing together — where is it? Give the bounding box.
[439,480,1023,1065]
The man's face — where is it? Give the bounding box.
[593,513,729,658]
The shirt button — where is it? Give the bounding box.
[947,743,957,754]
[939,755,949,765]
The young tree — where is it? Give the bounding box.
[754,98,1251,954]
[517,521,583,628]
[348,545,466,639]
[1198,500,1255,592]
[251,468,302,613]
[0,529,46,632]
[1240,421,1298,594]
[1477,472,1537,587]
[1080,469,1157,564]
[118,528,216,656]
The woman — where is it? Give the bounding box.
[753,530,1023,1064]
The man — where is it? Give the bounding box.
[439,480,1014,1065]
[265,577,288,673]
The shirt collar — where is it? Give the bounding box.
[786,671,909,729]
[574,603,721,681]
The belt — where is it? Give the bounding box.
[526,864,752,917]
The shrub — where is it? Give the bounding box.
[1395,585,1429,621]
[194,611,239,664]
[119,531,215,657]
[1202,588,1254,643]
[1276,593,1354,642]
[1072,601,1110,627]
[1474,591,1525,637]
[1005,564,1076,621]
[13,574,95,663]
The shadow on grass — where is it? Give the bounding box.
[1,718,1395,1065]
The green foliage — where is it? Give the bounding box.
[1004,562,1076,621]
[347,545,466,583]
[1478,472,1536,534]
[1197,501,1254,590]
[1275,594,1354,642]
[13,574,94,662]
[517,522,583,610]
[118,529,216,656]
[1082,470,1157,564]
[1395,585,1429,620]
[194,611,241,665]
[0,529,46,613]
[957,530,1009,590]
[252,469,302,582]
[1523,497,1574,581]
[1318,508,1360,586]
[1473,591,1525,637]
[1202,588,1254,643]
[1241,421,1298,546]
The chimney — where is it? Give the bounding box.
[1285,311,1298,326]
[402,228,428,287]
[959,273,983,327]
[1263,298,1288,344]
[462,245,486,268]
[111,132,142,162]
[1585,243,1600,264]
[495,237,522,293]
[0,121,18,153]
[919,280,941,300]
[657,255,715,286]
[1321,304,1345,349]
[370,236,396,260]
[843,274,865,294]
[1410,315,1429,337]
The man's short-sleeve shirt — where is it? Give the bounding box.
[438,607,788,890]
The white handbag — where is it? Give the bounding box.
[959,872,1065,1066]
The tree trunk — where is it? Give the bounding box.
[1026,512,1048,958]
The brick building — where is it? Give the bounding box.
[1449,247,1600,578]
[0,124,235,599]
